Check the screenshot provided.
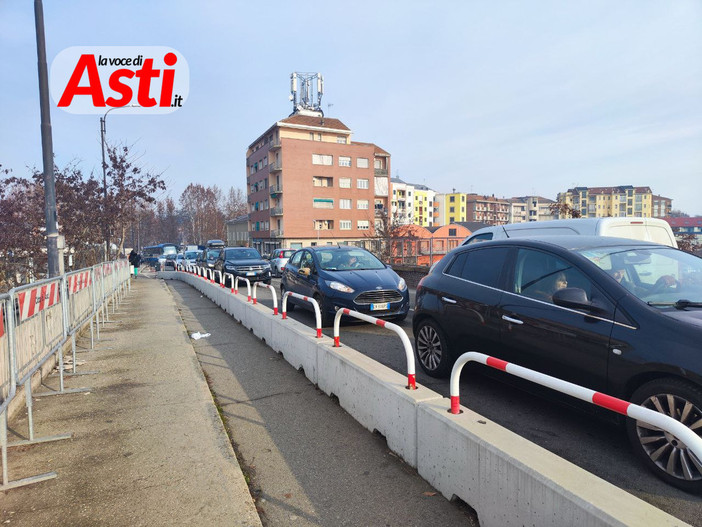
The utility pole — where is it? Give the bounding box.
[34,0,61,277]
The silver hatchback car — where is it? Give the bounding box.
[269,249,295,277]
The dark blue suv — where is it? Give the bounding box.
[280,246,410,326]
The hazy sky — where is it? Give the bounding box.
[2,1,701,215]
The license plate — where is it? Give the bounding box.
[370,302,390,311]
[246,271,256,276]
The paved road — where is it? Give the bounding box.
[168,279,478,526]
[256,278,702,527]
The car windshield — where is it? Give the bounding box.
[185,251,199,259]
[317,249,385,271]
[577,246,702,306]
[224,248,262,260]
[207,249,220,259]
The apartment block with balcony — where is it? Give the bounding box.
[652,194,673,218]
[556,186,656,218]
[412,184,437,227]
[246,112,391,254]
[507,196,556,223]
[390,177,414,225]
[464,194,510,225]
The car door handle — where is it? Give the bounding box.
[441,297,457,304]
[501,315,524,325]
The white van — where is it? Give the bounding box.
[463,217,677,248]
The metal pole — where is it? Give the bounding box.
[34,0,60,277]
[100,114,110,263]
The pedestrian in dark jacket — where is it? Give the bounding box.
[128,250,142,279]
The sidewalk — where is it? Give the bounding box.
[0,276,262,526]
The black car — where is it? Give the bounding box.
[412,235,702,492]
[196,248,221,270]
[214,247,271,284]
[280,246,410,326]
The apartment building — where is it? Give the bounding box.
[507,196,556,223]
[390,177,414,225]
[436,192,467,225]
[556,186,657,218]
[652,195,673,218]
[412,184,438,227]
[464,194,510,225]
[246,112,391,254]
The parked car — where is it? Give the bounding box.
[463,217,677,248]
[182,250,200,267]
[163,253,177,270]
[214,247,271,284]
[196,248,221,270]
[412,235,702,492]
[280,246,410,327]
[269,249,296,277]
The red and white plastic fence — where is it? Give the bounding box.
[281,292,322,338]
[252,283,279,315]
[449,352,702,462]
[333,308,416,389]
[234,277,252,302]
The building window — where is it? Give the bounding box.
[313,198,334,209]
[357,179,369,189]
[340,220,351,230]
[450,196,455,202]
[450,207,455,213]
[314,220,333,230]
[339,177,351,189]
[357,220,369,230]
[449,228,457,236]
[313,176,333,187]
[357,200,369,210]
[357,157,369,169]
[339,156,351,167]
[309,132,314,140]
[337,136,347,144]
[312,154,333,165]
[340,199,351,209]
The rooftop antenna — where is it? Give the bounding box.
[290,72,324,116]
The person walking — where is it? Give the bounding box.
[128,249,142,279]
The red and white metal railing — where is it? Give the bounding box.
[214,270,223,286]
[333,308,416,390]
[281,292,322,338]
[252,283,279,315]
[449,352,702,463]
[234,277,252,302]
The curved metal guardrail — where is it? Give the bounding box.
[281,292,322,338]
[449,352,702,465]
[252,283,278,315]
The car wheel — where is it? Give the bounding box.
[414,319,452,378]
[626,378,702,493]
[314,294,334,327]
[280,285,295,311]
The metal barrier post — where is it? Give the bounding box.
[332,308,416,389]
[252,283,279,315]
[281,292,322,338]
[234,277,252,302]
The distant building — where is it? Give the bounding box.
[652,195,673,218]
[665,216,702,244]
[390,177,415,225]
[464,194,510,225]
[556,186,661,218]
[436,191,467,225]
[412,184,438,227]
[507,196,556,223]
[245,73,391,254]
[226,214,249,247]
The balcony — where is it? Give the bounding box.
[270,184,283,196]
[270,207,283,216]
[269,140,281,150]
[270,229,284,238]
[374,168,388,176]
[270,162,282,172]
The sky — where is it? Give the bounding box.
[1,1,701,215]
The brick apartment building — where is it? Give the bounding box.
[246,111,391,254]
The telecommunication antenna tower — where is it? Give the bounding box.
[289,72,324,115]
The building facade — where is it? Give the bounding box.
[246,112,391,254]
[412,184,438,227]
[464,194,510,225]
[652,195,673,218]
[507,196,556,223]
[390,177,415,225]
[556,186,657,218]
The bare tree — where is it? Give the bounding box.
[549,202,582,219]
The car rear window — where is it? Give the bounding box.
[445,247,508,287]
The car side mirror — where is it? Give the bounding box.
[552,288,608,315]
[299,268,310,277]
